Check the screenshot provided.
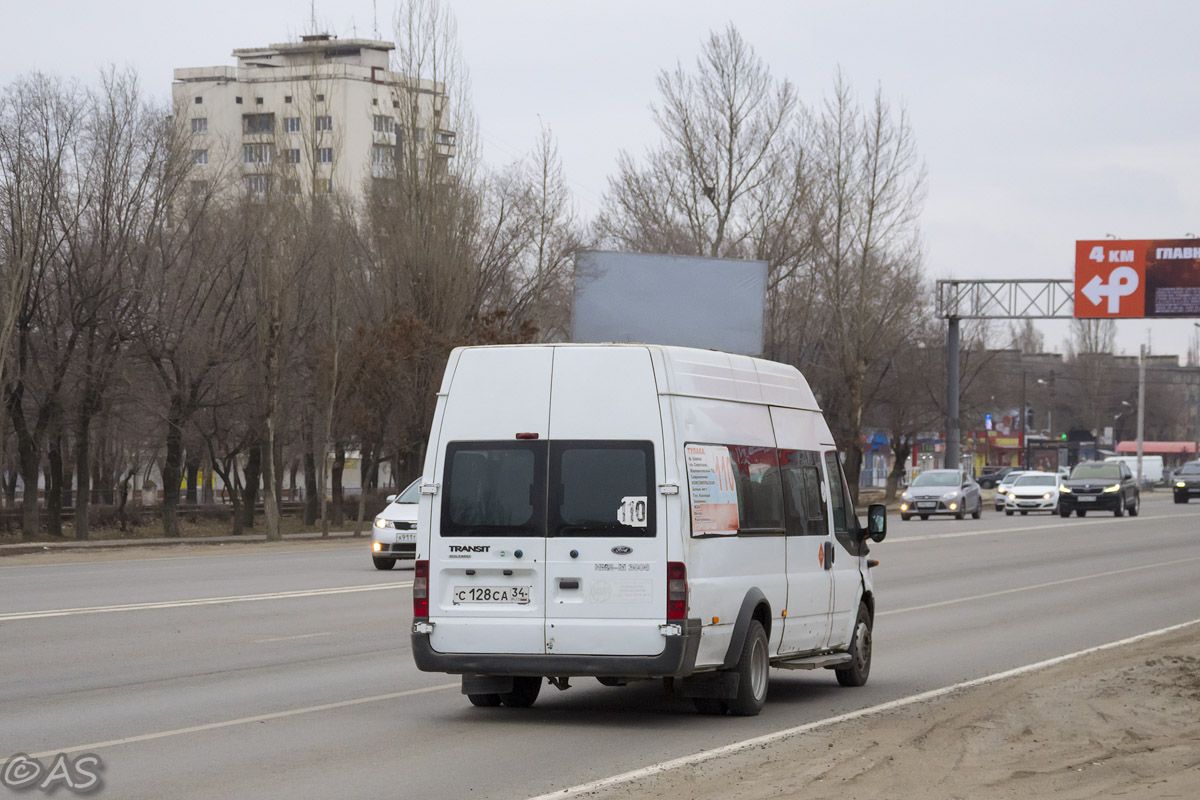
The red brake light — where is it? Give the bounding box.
[414,560,429,618]
[667,561,687,620]
[515,432,539,439]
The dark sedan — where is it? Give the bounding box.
[1175,461,1200,503]
[1059,461,1140,518]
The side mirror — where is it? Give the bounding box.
[385,494,398,504]
[866,503,887,542]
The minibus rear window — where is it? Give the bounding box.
[442,441,546,536]
[550,441,655,537]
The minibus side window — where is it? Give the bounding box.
[728,445,784,533]
[442,441,546,536]
[824,451,864,555]
[780,449,827,536]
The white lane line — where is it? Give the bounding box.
[888,514,1144,543]
[525,617,1200,800]
[0,582,412,622]
[881,554,1200,617]
[4,682,458,762]
[254,631,334,643]
[0,542,364,569]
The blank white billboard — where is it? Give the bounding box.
[572,251,767,357]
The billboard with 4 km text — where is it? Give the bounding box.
[1075,239,1200,318]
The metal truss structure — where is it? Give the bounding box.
[936,279,1075,320]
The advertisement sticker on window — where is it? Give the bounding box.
[685,444,739,535]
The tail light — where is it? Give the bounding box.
[667,561,687,620]
[414,560,429,618]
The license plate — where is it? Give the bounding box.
[397,532,416,542]
[917,502,937,509]
[453,586,531,605]
[1078,496,1096,502]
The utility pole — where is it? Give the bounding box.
[946,317,960,470]
[1019,371,1027,469]
[1137,344,1146,485]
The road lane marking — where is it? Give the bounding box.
[881,554,1200,617]
[0,542,365,569]
[0,582,412,622]
[4,682,458,762]
[524,617,1200,800]
[255,632,334,643]
[887,513,1156,543]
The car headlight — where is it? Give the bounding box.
[1102,484,1120,493]
[1179,481,1188,488]
[943,490,960,500]
[374,517,389,529]
[901,492,912,500]
[372,541,382,552]
[1059,485,1071,493]
[1042,493,1052,500]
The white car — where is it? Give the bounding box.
[372,478,420,570]
[1004,472,1060,515]
[993,470,1029,511]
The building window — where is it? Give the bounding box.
[314,177,331,194]
[284,95,293,104]
[316,147,333,164]
[255,97,264,105]
[192,149,208,165]
[236,96,243,104]
[194,96,203,105]
[392,100,400,109]
[242,113,274,135]
[372,115,394,134]
[283,179,301,194]
[316,93,325,102]
[315,116,332,132]
[372,98,378,106]
[245,175,270,195]
[285,148,301,164]
[191,118,208,134]
[415,127,425,143]
[284,117,300,133]
[243,143,271,165]
[371,143,395,178]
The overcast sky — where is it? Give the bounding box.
[5,0,1199,358]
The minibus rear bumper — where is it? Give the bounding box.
[411,618,702,678]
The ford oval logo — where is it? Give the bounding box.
[611,546,633,555]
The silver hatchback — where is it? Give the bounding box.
[900,469,983,520]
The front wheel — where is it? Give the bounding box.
[727,620,769,716]
[836,604,873,687]
[900,513,911,521]
[1114,501,1124,518]
[500,677,542,708]
[972,502,982,520]
[372,557,396,570]
[1005,510,1014,516]
[1059,507,1071,518]
[1128,493,1140,516]
[467,693,502,707]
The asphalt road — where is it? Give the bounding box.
[2,495,1198,799]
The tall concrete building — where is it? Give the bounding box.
[173,34,454,200]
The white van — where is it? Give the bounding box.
[1104,455,1164,486]
[410,344,886,716]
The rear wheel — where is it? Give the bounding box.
[372,557,396,570]
[500,677,542,708]
[727,620,769,716]
[467,693,502,707]
[835,604,873,688]
[1128,493,1140,516]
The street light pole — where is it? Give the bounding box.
[1020,371,1027,469]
